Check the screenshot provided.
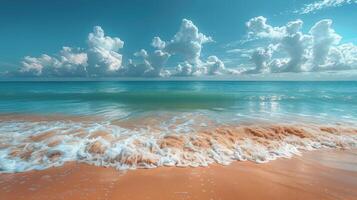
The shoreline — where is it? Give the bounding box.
[1,116,357,172]
[1,149,357,200]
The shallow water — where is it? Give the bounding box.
[1,81,357,123]
[0,81,357,173]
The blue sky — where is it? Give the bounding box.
[1,0,357,79]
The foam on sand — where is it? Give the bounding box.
[0,115,357,173]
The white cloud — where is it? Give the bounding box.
[163,19,213,65]
[142,19,228,77]
[246,16,285,40]
[245,46,274,74]
[16,19,224,78]
[296,0,357,14]
[20,55,56,76]
[175,62,194,76]
[122,49,170,77]
[204,56,226,75]
[174,56,231,76]
[18,26,124,77]
[244,17,312,73]
[86,26,124,76]
[279,24,311,72]
[240,16,357,74]
[313,43,357,71]
[151,37,166,49]
[160,19,232,77]
[14,17,357,79]
[309,19,341,70]
[20,47,87,77]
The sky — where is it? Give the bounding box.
[0,0,357,80]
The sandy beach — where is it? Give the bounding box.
[2,0,357,197]
[1,149,356,200]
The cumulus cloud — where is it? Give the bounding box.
[296,0,357,14]
[161,19,213,65]
[175,62,194,76]
[174,56,227,76]
[15,19,227,78]
[204,56,226,75]
[244,17,311,73]
[241,16,357,74]
[122,18,215,78]
[17,26,124,77]
[146,19,228,77]
[122,48,170,77]
[312,43,357,71]
[279,21,311,72]
[151,37,166,50]
[86,26,124,76]
[13,17,356,78]
[160,19,232,76]
[309,19,341,69]
[20,47,88,77]
[246,16,285,40]
[245,46,274,74]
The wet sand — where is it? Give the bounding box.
[1,149,356,200]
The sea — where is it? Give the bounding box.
[0,81,357,172]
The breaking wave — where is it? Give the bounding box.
[1,114,356,173]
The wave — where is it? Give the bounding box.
[1,91,356,104]
[1,115,356,173]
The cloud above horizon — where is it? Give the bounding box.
[5,16,357,79]
[13,19,230,78]
[238,16,357,74]
[18,26,124,77]
[151,19,229,77]
[20,47,88,77]
[86,26,124,76]
[295,0,357,14]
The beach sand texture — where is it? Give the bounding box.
[1,149,356,200]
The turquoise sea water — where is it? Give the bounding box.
[0,81,357,123]
[1,81,357,172]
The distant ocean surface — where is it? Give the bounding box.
[1,81,357,173]
[1,81,357,123]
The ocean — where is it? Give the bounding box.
[0,81,357,172]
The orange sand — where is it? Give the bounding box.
[1,150,356,200]
[6,122,357,169]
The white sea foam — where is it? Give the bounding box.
[0,115,356,173]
